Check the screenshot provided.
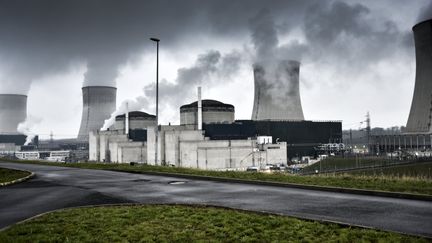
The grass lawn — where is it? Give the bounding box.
[302,157,432,178]
[2,159,432,195]
[0,205,427,242]
[345,162,432,178]
[0,167,31,184]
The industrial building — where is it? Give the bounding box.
[180,99,235,129]
[89,86,291,169]
[203,120,342,159]
[89,111,154,163]
[89,84,341,169]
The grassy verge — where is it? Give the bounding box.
[302,157,432,178]
[0,167,31,184]
[0,205,427,242]
[345,162,432,178]
[2,159,432,195]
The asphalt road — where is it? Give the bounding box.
[1,162,432,237]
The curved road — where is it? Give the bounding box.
[1,162,431,237]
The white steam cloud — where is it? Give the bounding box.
[102,49,244,130]
[17,115,42,145]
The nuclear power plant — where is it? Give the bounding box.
[0,32,347,166]
[252,60,304,121]
[77,86,117,142]
[0,60,342,166]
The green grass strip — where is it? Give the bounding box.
[0,167,31,184]
[0,205,427,242]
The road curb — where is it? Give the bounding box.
[108,169,432,202]
[0,170,34,187]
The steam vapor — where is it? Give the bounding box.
[17,115,42,145]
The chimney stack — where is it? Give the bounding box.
[125,102,129,136]
[198,86,202,130]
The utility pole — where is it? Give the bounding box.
[366,112,371,154]
[150,37,160,165]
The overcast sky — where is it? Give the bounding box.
[0,0,431,139]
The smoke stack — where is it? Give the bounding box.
[251,60,304,121]
[198,86,202,130]
[125,102,129,136]
[0,94,27,134]
[77,86,116,142]
[406,19,432,133]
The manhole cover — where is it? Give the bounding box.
[168,181,187,185]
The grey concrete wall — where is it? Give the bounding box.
[264,142,287,164]
[77,86,116,142]
[114,141,146,163]
[120,142,146,163]
[251,60,304,121]
[406,19,432,133]
[88,131,100,161]
[0,94,27,134]
[108,135,129,162]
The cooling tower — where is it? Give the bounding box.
[251,60,304,120]
[0,94,27,134]
[77,86,116,142]
[406,19,432,133]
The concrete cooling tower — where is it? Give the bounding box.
[77,86,116,142]
[0,94,27,134]
[406,19,432,133]
[251,60,304,121]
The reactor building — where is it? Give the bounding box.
[77,86,117,142]
[252,60,304,121]
[180,99,235,129]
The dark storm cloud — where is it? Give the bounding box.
[300,1,412,75]
[0,0,313,94]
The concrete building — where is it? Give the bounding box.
[88,94,288,169]
[180,99,235,129]
[77,86,117,142]
[251,60,304,121]
[406,19,432,133]
[89,111,155,163]
[146,125,287,170]
[0,94,27,134]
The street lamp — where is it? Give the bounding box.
[150,37,160,165]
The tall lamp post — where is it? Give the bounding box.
[150,37,160,165]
